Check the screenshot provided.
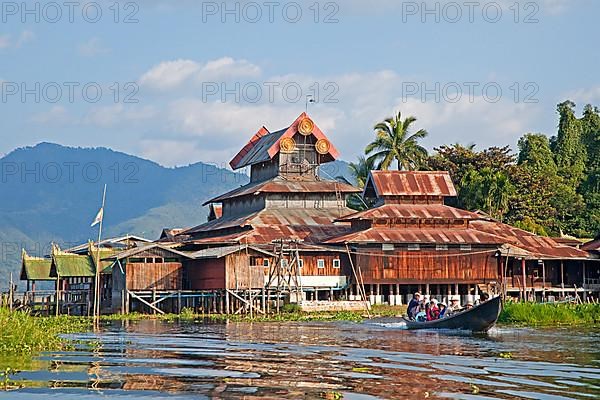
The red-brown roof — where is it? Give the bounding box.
[180,208,353,245]
[203,177,360,205]
[581,239,600,252]
[470,220,591,260]
[324,227,504,245]
[367,170,457,197]
[229,113,340,170]
[337,204,479,222]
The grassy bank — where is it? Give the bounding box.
[498,302,600,326]
[0,308,90,353]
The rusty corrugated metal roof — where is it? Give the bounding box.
[324,227,504,245]
[203,177,360,205]
[337,204,479,222]
[180,208,353,245]
[470,220,591,259]
[368,170,457,197]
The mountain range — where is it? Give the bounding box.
[0,143,352,288]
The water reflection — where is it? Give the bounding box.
[1,320,598,399]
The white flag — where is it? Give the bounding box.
[91,207,104,227]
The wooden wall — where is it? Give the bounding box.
[354,245,498,284]
[126,262,183,290]
[226,253,264,289]
[297,252,350,277]
[186,259,225,290]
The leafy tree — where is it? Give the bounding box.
[348,156,374,189]
[553,100,586,187]
[337,156,375,211]
[460,167,514,220]
[517,133,558,175]
[365,111,428,170]
[508,134,560,234]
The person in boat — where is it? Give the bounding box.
[465,301,474,310]
[407,292,421,320]
[446,295,461,316]
[438,302,448,319]
[427,299,440,321]
[478,292,490,304]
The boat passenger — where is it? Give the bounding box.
[479,292,490,304]
[407,292,421,320]
[466,301,474,310]
[447,295,461,316]
[427,299,440,321]
[438,303,447,319]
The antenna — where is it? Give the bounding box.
[305,94,315,113]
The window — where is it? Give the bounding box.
[281,259,289,268]
[262,258,270,267]
[407,244,420,251]
[333,259,340,269]
[298,259,304,268]
[460,244,472,251]
[145,257,154,263]
[129,258,143,263]
[436,244,448,251]
[164,257,178,263]
[382,243,394,251]
[154,257,164,263]
[317,259,325,269]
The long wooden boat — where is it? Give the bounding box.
[402,296,502,332]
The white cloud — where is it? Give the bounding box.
[83,104,157,127]
[139,57,261,91]
[79,37,110,57]
[563,86,600,105]
[0,30,35,49]
[140,59,201,90]
[30,106,72,125]
[0,35,11,49]
[16,30,34,47]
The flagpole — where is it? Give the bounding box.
[94,184,107,320]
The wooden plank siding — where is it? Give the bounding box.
[126,262,183,290]
[354,245,499,284]
[226,253,264,289]
[186,259,226,290]
[297,252,350,277]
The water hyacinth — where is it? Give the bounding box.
[498,302,600,326]
[0,308,90,353]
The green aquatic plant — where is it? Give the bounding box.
[0,308,90,354]
[498,302,600,326]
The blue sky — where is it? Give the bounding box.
[1,0,598,167]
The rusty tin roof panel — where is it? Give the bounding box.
[369,171,457,197]
[324,227,504,245]
[203,178,360,205]
[338,204,479,222]
[470,220,591,259]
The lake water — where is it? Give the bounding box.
[1,320,599,399]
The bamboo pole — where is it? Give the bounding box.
[93,184,107,320]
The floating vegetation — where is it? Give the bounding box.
[0,308,90,354]
[498,302,600,326]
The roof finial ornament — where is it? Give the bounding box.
[305,94,315,113]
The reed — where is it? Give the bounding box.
[0,308,90,353]
[498,302,600,326]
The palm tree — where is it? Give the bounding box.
[336,156,375,211]
[365,111,429,170]
[348,156,375,188]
